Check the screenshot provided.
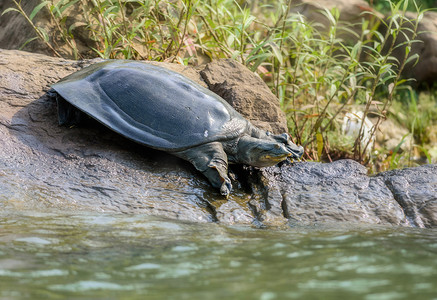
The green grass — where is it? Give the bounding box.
[2,0,435,169]
[367,0,436,12]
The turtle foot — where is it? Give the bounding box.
[220,179,232,198]
[173,142,231,198]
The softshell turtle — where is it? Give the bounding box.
[50,60,303,197]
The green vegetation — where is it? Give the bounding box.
[3,0,436,170]
[367,0,436,12]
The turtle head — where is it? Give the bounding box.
[236,136,301,167]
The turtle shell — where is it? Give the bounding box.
[52,60,247,151]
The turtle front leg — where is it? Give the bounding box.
[173,142,232,197]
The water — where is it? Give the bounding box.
[1,212,436,300]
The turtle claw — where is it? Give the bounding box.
[220,179,232,198]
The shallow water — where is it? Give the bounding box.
[0,212,436,300]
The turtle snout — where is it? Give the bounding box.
[286,143,304,159]
[274,143,291,156]
[275,143,293,157]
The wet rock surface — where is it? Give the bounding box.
[252,160,437,228]
[378,164,437,228]
[254,160,409,226]
[1,49,436,227]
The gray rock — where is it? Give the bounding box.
[0,49,436,228]
[378,164,437,228]
[253,160,410,227]
[253,159,437,228]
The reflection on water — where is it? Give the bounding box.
[0,212,436,299]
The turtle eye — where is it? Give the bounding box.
[266,131,271,136]
[274,144,281,149]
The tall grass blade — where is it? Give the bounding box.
[29,1,49,21]
[1,7,20,16]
